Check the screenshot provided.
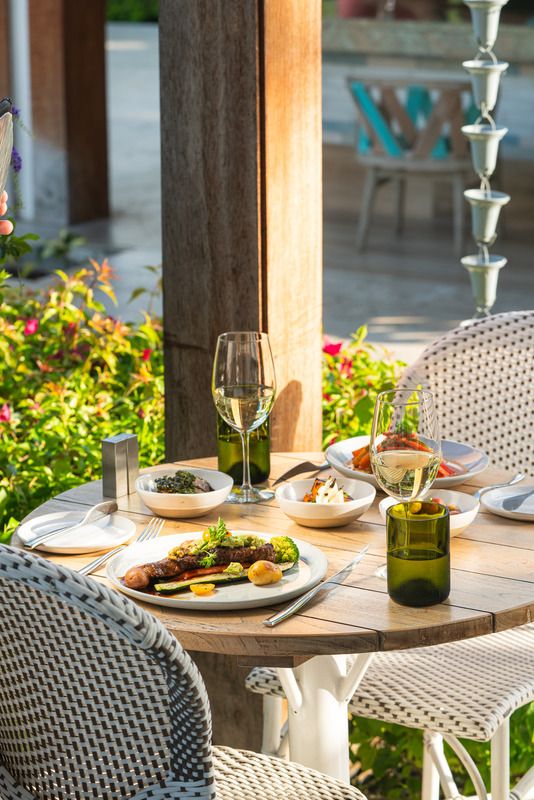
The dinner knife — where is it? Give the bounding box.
[263,545,369,627]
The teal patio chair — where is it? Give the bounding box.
[347,69,476,254]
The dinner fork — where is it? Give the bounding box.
[78,517,164,576]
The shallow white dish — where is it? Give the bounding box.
[18,512,136,554]
[136,467,233,518]
[326,435,489,490]
[481,485,534,522]
[378,490,480,537]
[276,477,375,528]
[106,531,328,611]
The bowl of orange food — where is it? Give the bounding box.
[378,490,479,536]
[276,476,376,528]
[325,435,489,489]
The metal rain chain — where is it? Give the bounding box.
[461,0,510,318]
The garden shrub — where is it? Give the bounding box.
[0,260,164,539]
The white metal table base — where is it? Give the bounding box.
[276,653,374,783]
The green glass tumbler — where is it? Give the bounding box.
[386,502,450,607]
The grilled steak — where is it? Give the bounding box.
[124,543,276,590]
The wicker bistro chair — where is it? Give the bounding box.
[246,311,534,800]
[399,309,534,475]
[0,545,367,800]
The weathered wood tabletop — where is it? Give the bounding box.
[15,454,534,668]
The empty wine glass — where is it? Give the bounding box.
[212,332,276,504]
[370,388,441,578]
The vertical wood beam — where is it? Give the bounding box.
[160,0,322,460]
[28,0,108,223]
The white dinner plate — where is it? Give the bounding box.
[481,485,534,522]
[18,511,136,554]
[326,435,489,490]
[106,531,328,611]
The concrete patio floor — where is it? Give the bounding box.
[21,22,534,367]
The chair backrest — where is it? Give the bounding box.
[347,70,475,163]
[399,311,534,475]
[0,545,215,799]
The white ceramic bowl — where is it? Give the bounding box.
[276,477,376,528]
[136,467,233,518]
[378,490,479,537]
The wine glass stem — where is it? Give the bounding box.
[240,429,253,498]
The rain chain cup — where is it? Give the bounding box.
[461,0,510,318]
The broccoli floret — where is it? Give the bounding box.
[270,536,299,564]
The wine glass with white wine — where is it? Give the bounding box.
[370,388,442,581]
[212,331,276,504]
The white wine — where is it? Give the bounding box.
[213,384,275,433]
[372,449,440,500]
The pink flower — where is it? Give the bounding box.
[0,403,11,422]
[141,348,152,361]
[137,408,145,419]
[30,402,42,413]
[23,318,39,336]
[323,342,342,356]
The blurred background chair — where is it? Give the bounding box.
[0,544,368,800]
[246,311,534,800]
[347,67,475,254]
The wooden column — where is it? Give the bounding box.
[160,0,323,460]
[27,0,108,223]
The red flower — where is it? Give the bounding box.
[323,342,342,356]
[0,403,11,422]
[137,408,145,419]
[64,322,77,336]
[329,435,338,446]
[23,318,39,336]
[141,348,152,361]
[322,393,333,403]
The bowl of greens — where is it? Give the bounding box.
[136,467,233,518]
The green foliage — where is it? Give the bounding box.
[350,705,533,798]
[322,326,406,449]
[0,259,164,537]
[107,0,158,22]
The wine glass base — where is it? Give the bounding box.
[225,486,274,504]
[374,563,387,580]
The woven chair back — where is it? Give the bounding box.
[0,545,214,800]
[400,311,534,475]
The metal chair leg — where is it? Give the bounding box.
[490,719,510,800]
[394,177,406,237]
[356,167,378,252]
[422,731,441,800]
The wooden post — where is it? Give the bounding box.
[160,0,323,460]
[27,0,109,223]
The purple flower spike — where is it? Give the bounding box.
[11,146,22,173]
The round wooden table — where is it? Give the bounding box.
[17,453,534,782]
